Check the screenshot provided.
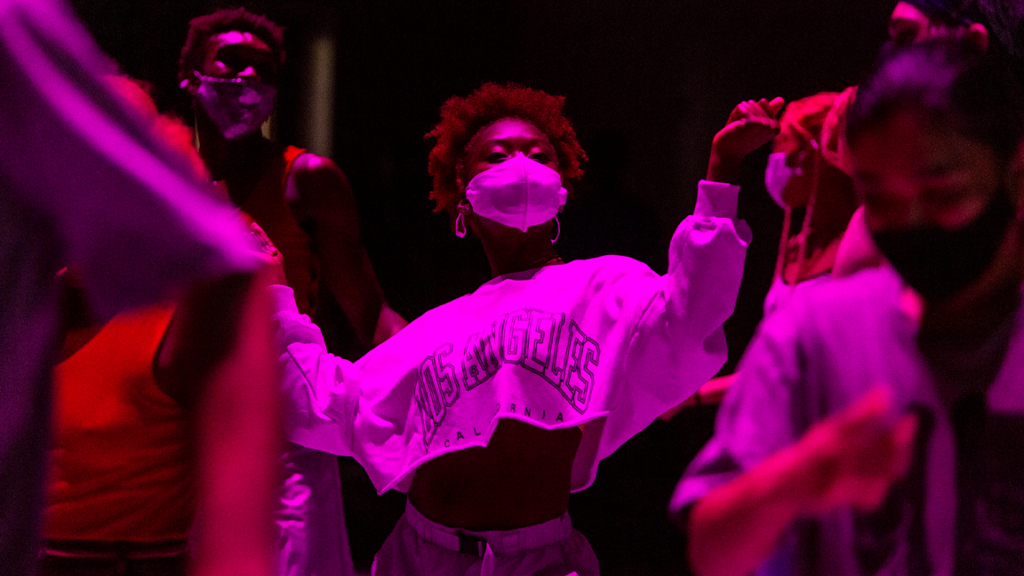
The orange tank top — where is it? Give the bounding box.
[45,303,193,542]
[239,145,319,315]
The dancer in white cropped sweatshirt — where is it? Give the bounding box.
[272,83,780,575]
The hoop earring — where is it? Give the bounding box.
[551,215,561,244]
[455,200,471,238]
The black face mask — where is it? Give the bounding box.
[870,191,1016,301]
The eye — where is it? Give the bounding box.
[889,20,921,46]
[216,52,244,71]
[486,152,508,163]
[529,152,550,163]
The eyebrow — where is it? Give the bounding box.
[481,136,553,147]
[216,44,273,58]
[888,16,921,30]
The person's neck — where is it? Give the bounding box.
[195,110,272,185]
[479,232,562,278]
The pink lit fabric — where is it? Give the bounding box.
[0,0,259,322]
[371,500,599,575]
[671,267,1024,575]
[0,1,257,572]
[273,180,750,494]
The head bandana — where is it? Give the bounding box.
[820,86,858,177]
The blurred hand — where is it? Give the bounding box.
[248,222,287,286]
[796,386,918,514]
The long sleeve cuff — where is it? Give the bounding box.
[694,180,740,219]
[270,284,299,315]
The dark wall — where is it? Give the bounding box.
[320,1,893,373]
[69,1,894,573]
[70,0,893,371]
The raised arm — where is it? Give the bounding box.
[154,268,281,576]
[592,176,752,457]
[630,94,783,374]
[707,97,785,184]
[286,155,407,350]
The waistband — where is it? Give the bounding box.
[40,539,189,560]
[403,500,573,557]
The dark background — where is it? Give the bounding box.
[70,1,894,573]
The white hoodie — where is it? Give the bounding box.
[272,180,750,494]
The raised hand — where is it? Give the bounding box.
[707,97,785,184]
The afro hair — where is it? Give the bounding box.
[425,82,587,220]
[178,8,286,86]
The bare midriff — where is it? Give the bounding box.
[408,418,582,531]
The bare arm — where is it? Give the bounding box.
[658,374,736,421]
[688,388,917,576]
[287,155,407,349]
[155,268,281,576]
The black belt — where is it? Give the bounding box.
[458,533,487,557]
[40,539,189,560]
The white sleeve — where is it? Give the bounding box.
[271,285,360,457]
[604,180,750,456]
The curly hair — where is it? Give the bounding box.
[177,8,286,86]
[425,83,587,219]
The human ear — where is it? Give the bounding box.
[456,163,466,191]
[179,74,199,96]
[965,23,990,54]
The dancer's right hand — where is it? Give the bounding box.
[707,97,785,183]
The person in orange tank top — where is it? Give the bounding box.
[40,74,282,576]
[178,9,406,576]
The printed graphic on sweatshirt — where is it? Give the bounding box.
[414,308,601,448]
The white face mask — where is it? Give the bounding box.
[192,72,277,140]
[763,152,798,209]
[463,154,567,233]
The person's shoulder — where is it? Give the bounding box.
[284,151,352,210]
[761,264,897,327]
[564,254,653,278]
[777,266,903,332]
[811,266,900,306]
[530,256,656,296]
[289,152,345,180]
